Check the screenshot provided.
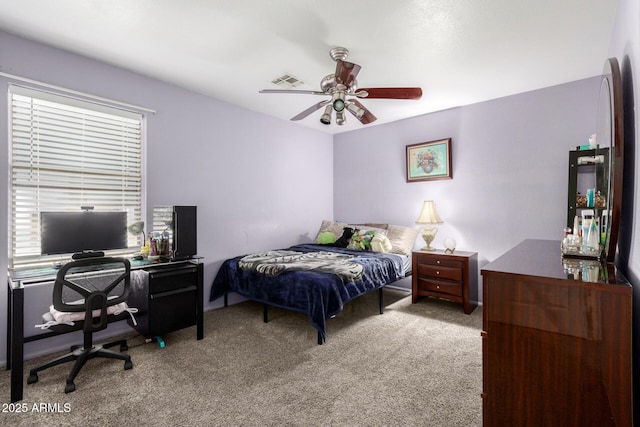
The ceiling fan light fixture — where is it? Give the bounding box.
[320,105,332,125]
[336,111,346,125]
[332,91,346,112]
[346,101,365,119]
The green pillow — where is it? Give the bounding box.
[347,230,377,251]
[317,231,337,244]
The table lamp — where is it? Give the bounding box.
[416,200,443,251]
[128,221,145,243]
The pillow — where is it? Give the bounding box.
[350,223,389,230]
[347,230,377,251]
[348,224,388,236]
[371,234,392,253]
[315,220,347,242]
[386,224,420,256]
[316,231,337,245]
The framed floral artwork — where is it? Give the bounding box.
[406,138,452,182]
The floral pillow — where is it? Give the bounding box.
[346,230,377,251]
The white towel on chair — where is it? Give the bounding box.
[35,301,138,329]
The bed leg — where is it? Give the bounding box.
[317,331,323,345]
[379,288,384,314]
[224,293,228,307]
[263,304,268,323]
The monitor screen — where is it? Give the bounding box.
[40,211,128,255]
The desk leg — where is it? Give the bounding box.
[10,286,24,402]
[6,281,12,371]
[196,264,204,340]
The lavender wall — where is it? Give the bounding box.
[334,77,601,301]
[0,31,333,362]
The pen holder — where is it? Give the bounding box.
[149,237,170,257]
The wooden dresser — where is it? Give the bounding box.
[481,239,632,427]
[412,249,478,314]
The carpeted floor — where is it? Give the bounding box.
[0,289,483,426]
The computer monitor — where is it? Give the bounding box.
[40,211,128,256]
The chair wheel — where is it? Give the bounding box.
[124,360,133,370]
[27,373,38,384]
[64,382,76,393]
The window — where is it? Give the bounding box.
[9,86,144,267]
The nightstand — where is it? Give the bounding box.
[411,249,478,314]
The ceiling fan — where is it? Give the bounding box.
[259,47,422,126]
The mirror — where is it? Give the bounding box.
[596,58,624,263]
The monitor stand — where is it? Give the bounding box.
[71,251,105,260]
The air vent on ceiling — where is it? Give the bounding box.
[271,73,304,88]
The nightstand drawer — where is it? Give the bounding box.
[417,263,463,282]
[417,277,462,297]
[420,257,463,269]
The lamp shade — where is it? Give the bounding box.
[128,221,145,235]
[416,201,443,224]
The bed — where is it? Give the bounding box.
[209,221,418,344]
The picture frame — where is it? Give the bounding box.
[406,138,452,182]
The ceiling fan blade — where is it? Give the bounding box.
[335,60,361,88]
[356,87,422,100]
[259,89,326,95]
[290,100,330,121]
[347,99,377,124]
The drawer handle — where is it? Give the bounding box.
[436,285,440,289]
[150,268,198,279]
[436,260,441,264]
[436,271,440,275]
[150,285,197,299]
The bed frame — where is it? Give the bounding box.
[223,287,385,345]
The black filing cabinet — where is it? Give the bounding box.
[128,262,202,339]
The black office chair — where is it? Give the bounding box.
[27,256,134,393]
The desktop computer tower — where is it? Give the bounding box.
[152,205,197,260]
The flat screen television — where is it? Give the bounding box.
[40,211,128,256]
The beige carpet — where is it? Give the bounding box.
[0,289,482,426]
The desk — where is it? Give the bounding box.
[6,257,204,402]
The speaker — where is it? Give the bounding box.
[153,205,197,260]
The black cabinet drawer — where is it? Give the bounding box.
[147,288,197,336]
[148,267,198,294]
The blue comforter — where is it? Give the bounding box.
[209,244,405,342]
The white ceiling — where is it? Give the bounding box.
[0,0,618,134]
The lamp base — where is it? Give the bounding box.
[421,226,438,252]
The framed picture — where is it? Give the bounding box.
[406,138,452,182]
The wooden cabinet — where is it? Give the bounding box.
[411,250,478,314]
[481,239,632,427]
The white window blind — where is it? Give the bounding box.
[9,86,144,267]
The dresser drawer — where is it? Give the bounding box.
[417,277,463,297]
[417,263,463,282]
